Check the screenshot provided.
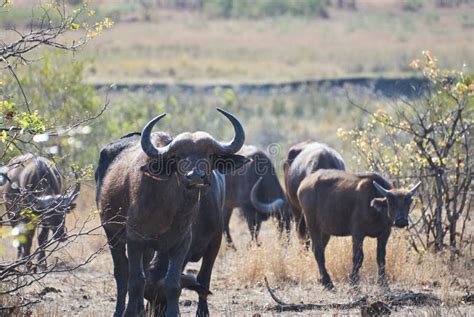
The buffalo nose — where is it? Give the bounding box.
[395,218,409,228]
[185,170,206,185]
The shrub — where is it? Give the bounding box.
[338,51,473,256]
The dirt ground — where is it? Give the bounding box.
[1,185,472,316]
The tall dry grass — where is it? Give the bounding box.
[219,216,473,298]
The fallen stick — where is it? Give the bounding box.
[264,276,448,313]
[264,277,368,312]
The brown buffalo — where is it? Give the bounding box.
[2,154,80,267]
[298,169,420,289]
[223,145,291,248]
[283,141,346,235]
[96,109,247,317]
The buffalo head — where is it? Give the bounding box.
[27,177,81,240]
[371,181,421,228]
[140,108,248,190]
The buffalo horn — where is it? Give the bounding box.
[373,181,390,197]
[408,181,421,195]
[140,113,170,158]
[62,178,81,206]
[213,108,245,154]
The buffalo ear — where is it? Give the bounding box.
[213,155,251,174]
[140,158,175,180]
[66,203,77,213]
[370,197,387,213]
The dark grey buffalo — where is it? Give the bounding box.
[223,145,290,248]
[96,109,247,317]
[283,141,346,236]
[298,170,420,289]
[2,154,80,267]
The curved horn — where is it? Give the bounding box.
[373,181,390,197]
[27,193,57,210]
[140,113,170,158]
[409,181,421,195]
[250,177,286,215]
[214,108,245,154]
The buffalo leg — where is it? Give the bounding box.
[14,221,23,259]
[36,226,49,269]
[222,207,236,250]
[124,239,146,317]
[196,237,221,316]
[105,229,128,317]
[276,213,291,243]
[16,245,22,259]
[244,208,262,245]
[349,235,365,285]
[164,233,192,317]
[293,212,302,237]
[21,227,35,270]
[147,252,170,316]
[311,231,333,289]
[376,231,390,287]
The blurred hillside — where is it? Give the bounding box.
[2,0,473,84]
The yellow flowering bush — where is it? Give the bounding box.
[339,52,473,255]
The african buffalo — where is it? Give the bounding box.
[223,145,291,248]
[96,109,246,317]
[283,141,346,235]
[2,154,80,267]
[297,169,420,289]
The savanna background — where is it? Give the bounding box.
[0,0,473,316]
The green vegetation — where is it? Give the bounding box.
[403,0,425,11]
[203,0,328,18]
[1,54,102,167]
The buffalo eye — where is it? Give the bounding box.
[386,194,395,204]
[148,160,161,174]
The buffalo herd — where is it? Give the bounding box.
[0,108,421,316]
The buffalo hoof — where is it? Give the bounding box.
[124,310,145,317]
[377,276,389,288]
[148,302,166,317]
[246,241,262,249]
[226,243,237,251]
[350,283,361,292]
[349,274,359,286]
[37,263,47,272]
[321,280,334,290]
[378,280,390,292]
[196,304,209,317]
